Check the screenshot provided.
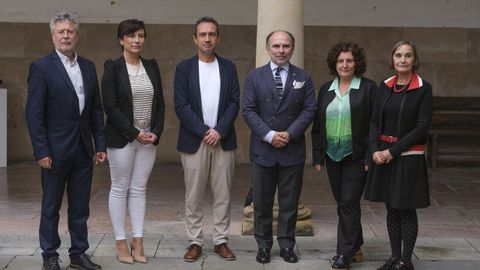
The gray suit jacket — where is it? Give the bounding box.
[242,63,316,166]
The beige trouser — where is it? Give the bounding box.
[180,142,235,246]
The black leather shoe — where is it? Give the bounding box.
[256,248,270,264]
[279,248,299,263]
[42,256,60,270]
[69,254,102,270]
[331,254,349,269]
[377,257,399,270]
[391,261,414,270]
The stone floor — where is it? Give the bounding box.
[0,162,479,269]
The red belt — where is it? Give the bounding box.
[380,134,398,143]
[380,134,426,155]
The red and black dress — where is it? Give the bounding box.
[364,74,432,209]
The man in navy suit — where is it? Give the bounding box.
[243,30,316,264]
[25,12,106,270]
[174,16,239,262]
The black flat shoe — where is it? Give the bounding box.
[256,248,270,264]
[331,254,349,269]
[377,257,399,270]
[279,248,299,263]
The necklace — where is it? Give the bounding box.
[128,62,142,77]
[392,76,411,93]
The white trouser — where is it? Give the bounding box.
[108,140,156,240]
[180,142,235,246]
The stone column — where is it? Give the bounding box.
[0,87,7,167]
[255,0,304,68]
[243,0,313,236]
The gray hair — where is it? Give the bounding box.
[49,12,80,33]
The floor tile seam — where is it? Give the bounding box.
[465,238,480,253]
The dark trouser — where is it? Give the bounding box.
[40,144,93,259]
[252,161,304,249]
[325,155,366,258]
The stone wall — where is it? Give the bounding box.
[1,22,479,162]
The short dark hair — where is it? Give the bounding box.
[390,40,420,71]
[265,30,295,48]
[117,19,146,42]
[194,16,219,37]
[326,42,367,77]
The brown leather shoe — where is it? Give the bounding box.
[184,244,202,262]
[214,243,236,261]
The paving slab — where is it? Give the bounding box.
[0,233,39,256]
[415,260,480,270]
[0,256,14,269]
[32,233,103,257]
[5,255,66,270]
[81,256,202,270]
[156,234,189,257]
[94,234,161,258]
[466,238,480,253]
[295,236,336,259]
[204,256,262,270]
[264,259,331,270]
[414,238,480,260]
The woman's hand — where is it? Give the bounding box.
[379,149,394,163]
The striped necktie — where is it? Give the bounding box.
[274,67,284,99]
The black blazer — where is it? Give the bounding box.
[312,77,377,166]
[101,56,165,148]
[369,74,432,157]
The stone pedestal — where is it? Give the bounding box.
[0,88,6,167]
[242,202,314,236]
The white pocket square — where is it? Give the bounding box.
[292,80,305,89]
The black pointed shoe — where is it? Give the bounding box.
[377,257,399,270]
[42,256,60,270]
[69,254,102,270]
[279,248,299,263]
[331,254,349,269]
[256,248,271,264]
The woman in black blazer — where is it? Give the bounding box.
[365,41,432,270]
[101,19,165,264]
[312,42,376,270]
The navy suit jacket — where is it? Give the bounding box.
[243,63,316,167]
[26,50,106,161]
[174,55,240,153]
[101,56,165,148]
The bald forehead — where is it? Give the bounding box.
[267,31,293,46]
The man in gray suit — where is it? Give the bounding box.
[243,30,316,264]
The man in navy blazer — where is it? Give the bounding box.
[174,16,239,262]
[25,12,106,270]
[243,30,316,264]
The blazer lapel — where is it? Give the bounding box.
[260,64,277,101]
[282,65,296,100]
[118,56,133,104]
[218,57,227,113]
[51,51,77,95]
[192,56,203,115]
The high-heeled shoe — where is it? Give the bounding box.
[131,237,147,263]
[116,239,134,264]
